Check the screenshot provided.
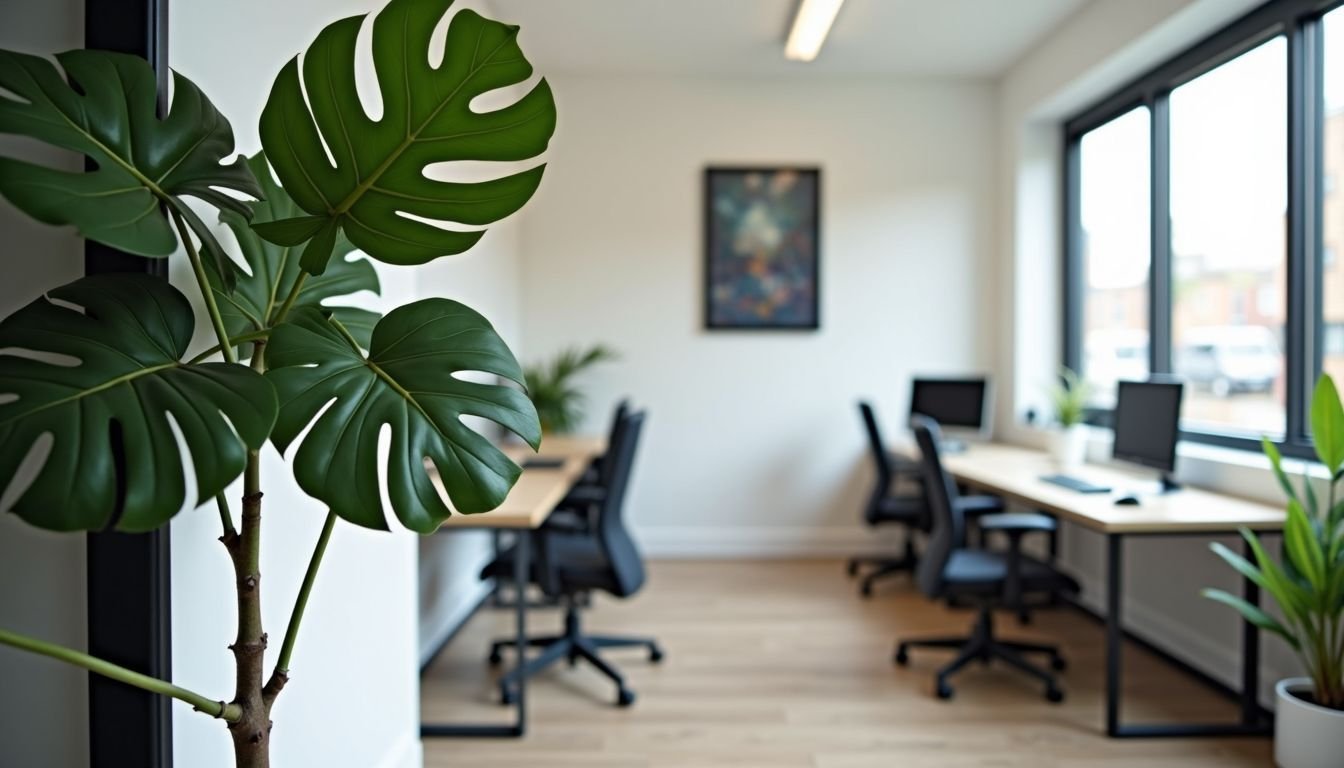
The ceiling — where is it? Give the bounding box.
[490,0,1090,78]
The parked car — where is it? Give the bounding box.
[1084,328,1149,408]
[1175,325,1281,396]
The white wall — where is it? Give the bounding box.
[516,73,997,556]
[170,1,523,766]
[0,2,89,766]
[992,0,1305,706]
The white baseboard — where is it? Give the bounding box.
[376,732,423,768]
[637,525,901,558]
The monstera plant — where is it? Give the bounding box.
[0,1,554,765]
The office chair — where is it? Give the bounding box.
[482,410,662,707]
[545,398,631,533]
[894,416,1078,702]
[848,402,1009,597]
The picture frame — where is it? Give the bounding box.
[703,166,821,330]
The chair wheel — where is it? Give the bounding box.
[893,647,909,666]
[649,645,665,663]
[487,648,503,666]
[935,680,954,700]
[860,581,873,598]
[1051,655,1067,672]
[1046,686,1064,703]
[617,688,636,707]
[499,686,516,706]
[846,560,860,577]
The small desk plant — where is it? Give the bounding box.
[1204,374,1344,768]
[525,344,619,434]
[1046,366,1090,468]
[0,1,555,765]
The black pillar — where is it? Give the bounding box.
[83,1,174,766]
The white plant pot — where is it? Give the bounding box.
[1048,425,1087,469]
[1275,677,1344,768]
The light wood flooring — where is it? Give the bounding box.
[421,560,1270,767]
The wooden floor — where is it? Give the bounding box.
[421,560,1270,767]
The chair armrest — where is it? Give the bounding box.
[978,512,1056,533]
[542,510,591,535]
[561,484,606,506]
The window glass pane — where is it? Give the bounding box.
[1170,38,1287,437]
[1079,107,1151,408]
[1324,8,1344,386]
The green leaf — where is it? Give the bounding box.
[1263,437,1305,510]
[0,49,260,288]
[1209,541,1272,592]
[214,152,381,348]
[1285,499,1326,592]
[265,303,541,533]
[257,0,556,274]
[0,275,277,532]
[1311,375,1344,476]
[1202,589,1300,650]
[1242,528,1313,622]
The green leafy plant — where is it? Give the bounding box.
[0,1,555,765]
[525,344,619,434]
[1046,366,1091,428]
[1203,375,1344,710]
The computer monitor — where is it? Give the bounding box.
[908,377,991,447]
[1112,380,1184,491]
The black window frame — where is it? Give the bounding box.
[1063,0,1343,461]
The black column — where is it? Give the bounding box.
[83,1,174,767]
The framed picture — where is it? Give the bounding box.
[704,166,820,330]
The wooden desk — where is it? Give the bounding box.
[895,440,1283,739]
[421,435,604,739]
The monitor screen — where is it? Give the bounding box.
[1112,380,1184,473]
[909,378,988,431]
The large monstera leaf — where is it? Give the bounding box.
[0,275,278,533]
[214,152,382,349]
[255,0,556,275]
[266,303,540,533]
[0,49,261,287]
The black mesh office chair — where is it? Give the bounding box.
[848,402,1009,597]
[894,416,1078,702]
[482,410,661,707]
[544,398,631,534]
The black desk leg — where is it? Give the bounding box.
[1105,533,1123,737]
[421,532,528,738]
[1240,535,1261,726]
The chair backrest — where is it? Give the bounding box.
[858,401,894,484]
[912,416,965,598]
[595,409,647,598]
[594,398,631,484]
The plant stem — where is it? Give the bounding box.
[273,273,309,326]
[189,329,273,364]
[0,627,240,721]
[327,315,363,351]
[170,209,237,366]
[267,511,337,701]
[216,493,237,541]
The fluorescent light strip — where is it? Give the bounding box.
[784,0,845,62]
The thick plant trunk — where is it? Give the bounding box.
[227,474,272,768]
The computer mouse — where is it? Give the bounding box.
[1114,494,1141,506]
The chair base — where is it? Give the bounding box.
[847,538,917,597]
[488,602,663,707]
[894,607,1066,702]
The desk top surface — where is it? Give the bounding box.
[433,435,604,530]
[896,441,1284,534]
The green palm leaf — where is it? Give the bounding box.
[1202,589,1299,650]
[265,303,540,533]
[0,49,261,288]
[255,0,556,275]
[0,275,277,532]
[1312,375,1344,476]
[214,152,381,349]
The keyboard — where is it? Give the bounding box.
[1039,474,1112,494]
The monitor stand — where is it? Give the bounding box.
[1158,473,1181,494]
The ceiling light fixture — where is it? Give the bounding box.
[784,0,845,62]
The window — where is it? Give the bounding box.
[1078,108,1150,408]
[1065,0,1344,459]
[1170,39,1286,437]
[1324,8,1344,386]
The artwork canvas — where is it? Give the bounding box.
[704,167,820,330]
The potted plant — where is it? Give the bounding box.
[1046,366,1091,469]
[524,344,619,434]
[1203,374,1344,768]
[0,1,556,765]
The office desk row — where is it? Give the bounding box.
[895,441,1284,738]
[421,436,605,739]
